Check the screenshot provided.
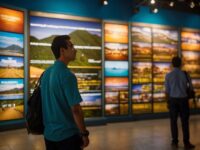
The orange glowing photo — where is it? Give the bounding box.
[0,7,24,33]
[104,23,128,43]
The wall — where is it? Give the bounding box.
[131,6,200,29]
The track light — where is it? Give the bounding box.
[169,1,174,7]
[190,1,195,8]
[102,0,108,5]
[150,7,158,13]
[150,0,156,4]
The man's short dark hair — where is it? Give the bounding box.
[51,35,70,59]
[172,56,182,68]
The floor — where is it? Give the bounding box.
[0,115,200,150]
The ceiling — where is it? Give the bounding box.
[133,0,200,14]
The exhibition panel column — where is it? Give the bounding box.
[152,26,178,113]
[29,12,102,118]
[0,7,25,122]
[103,22,129,116]
[181,29,200,109]
[131,23,178,114]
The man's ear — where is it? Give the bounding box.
[60,47,65,55]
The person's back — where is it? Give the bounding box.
[165,68,187,98]
[40,35,89,150]
[41,62,80,141]
[165,56,195,149]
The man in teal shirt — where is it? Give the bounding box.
[41,35,89,150]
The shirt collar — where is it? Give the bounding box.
[54,60,68,68]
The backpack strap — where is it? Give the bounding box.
[34,72,45,89]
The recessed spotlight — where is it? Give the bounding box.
[150,7,158,13]
[102,0,108,5]
[190,1,195,8]
[169,1,174,7]
[150,0,156,4]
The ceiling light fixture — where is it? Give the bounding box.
[190,1,195,8]
[102,0,108,5]
[150,0,156,4]
[150,7,158,13]
[169,1,174,7]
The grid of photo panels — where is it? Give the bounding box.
[29,12,102,118]
[181,29,200,109]
[0,7,24,121]
[104,22,129,116]
[131,24,178,114]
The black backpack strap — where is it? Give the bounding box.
[34,72,45,89]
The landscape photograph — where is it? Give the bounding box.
[153,84,165,93]
[132,62,152,83]
[153,43,177,62]
[153,102,168,113]
[104,23,128,43]
[82,106,101,117]
[80,93,101,106]
[0,56,24,78]
[0,31,24,56]
[105,43,128,60]
[182,51,200,78]
[105,77,128,91]
[0,99,24,121]
[153,28,178,44]
[120,104,129,115]
[105,104,119,115]
[119,91,129,103]
[0,7,24,33]
[181,31,200,51]
[132,84,152,94]
[153,93,166,102]
[131,26,152,43]
[71,68,102,93]
[105,92,119,104]
[192,79,200,97]
[132,103,152,114]
[153,63,171,83]
[105,61,128,77]
[0,79,23,100]
[132,93,152,103]
[132,42,152,61]
[30,15,102,77]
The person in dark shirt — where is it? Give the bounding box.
[165,56,195,149]
[41,35,89,150]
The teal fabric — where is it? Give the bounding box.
[41,60,82,141]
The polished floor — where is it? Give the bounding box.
[0,115,200,150]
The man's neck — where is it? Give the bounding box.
[57,58,69,66]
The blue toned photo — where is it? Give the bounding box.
[0,79,24,100]
[105,61,128,77]
[0,31,23,56]
[80,93,101,106]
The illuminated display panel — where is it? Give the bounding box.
[0,79,24,121]
[0,7,24,33]
[104,22,129,116]
[30,12,102,117]
[131,25,153,114]
[181,30,200,109]
[0,31,24,57]
[0,7,24,122]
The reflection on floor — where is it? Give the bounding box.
[0,115,200,150]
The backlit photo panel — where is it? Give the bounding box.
[181,31,200,51]
[152,28,178,44]
[104,23,128,43]
[153,43,177,62]
[0,99,24,121]
[0,79,24,100]
[153,62,171,83]
[105,43,128,60]
[105,92,119,104]
[132,84,152,94]
[132,42,152,61]
[0,7,24,33]
[105,77,128,91]
[0,56,24,78]
[132,93,152,103]
[182,51,200,78]
[105,61,128,77]
[105,104,119,115]
[132,62,152,84]
[132,26,152,43]
[0,31,24,57]
[30,15,102,77]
